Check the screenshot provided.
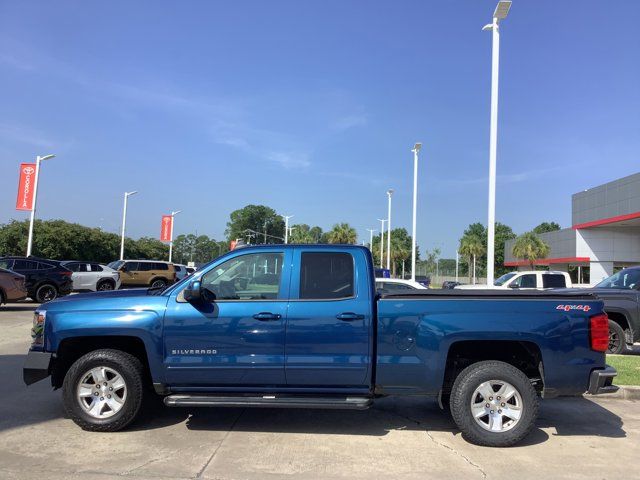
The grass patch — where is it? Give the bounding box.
[606,354,640,385]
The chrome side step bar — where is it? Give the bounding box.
[164,394,373,410]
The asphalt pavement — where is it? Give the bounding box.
[1,302,638,480]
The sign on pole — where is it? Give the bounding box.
[16,163,37,211]
[160,215,173,241]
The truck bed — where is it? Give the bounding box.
[380,289,598,299]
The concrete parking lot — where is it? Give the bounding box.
[1,303,638,480]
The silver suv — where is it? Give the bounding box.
[60,262,121,291]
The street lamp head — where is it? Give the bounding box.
[39,154,55,161]
[126,190,138,197]
[413,142,422,152]
[493,0,511,20]
[482,23,494,31]
[387,189,394,196]
[172,210,182,216]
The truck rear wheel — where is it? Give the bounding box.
[449,360,538,447]
[62,349,144,432]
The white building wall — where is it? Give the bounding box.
[576,227,640,282]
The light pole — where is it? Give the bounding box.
[25,154,55,257]
[119,191,138,260]
[377,218,386,268]
[168,210,182,263]
[482,0,511,285]
[366,228,376,250]
[410,143,422,281]
[283,215,294,244]
[386,189,393,272]
[455,251,459,283]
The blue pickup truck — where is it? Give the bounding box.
[23,245,617,447]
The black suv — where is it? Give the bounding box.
[0,256,73,303]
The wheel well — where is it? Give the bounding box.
[149,277,168,285]
[605,311,630,334]
[441,340,544,396]
[51,336,151,389]
[96,278,115,286]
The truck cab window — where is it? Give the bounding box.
[201,252,283,300]
[299,252,354,299]
[542,274,566,288]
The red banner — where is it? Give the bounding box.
[160,215,173,241]
[16,163,37,211]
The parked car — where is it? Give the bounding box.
[60,261,121,292]
[455,271,572,290]
[186,266,197,275]
[414,275,431,288]
[441,281,461,289]
[24,245,617,447]
[0,256,73,303]
[0,267,27,304]
[107,260,176,289]
[376,278,427,294]
[173,264,189,281]
[570,266,640,354]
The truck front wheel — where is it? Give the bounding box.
[450,360,539,447]
[62,349,144,432]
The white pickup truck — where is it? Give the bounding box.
[455,271,573,290]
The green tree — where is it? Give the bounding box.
[225,205,285,244]
[511,232,550,269]
[327,223,357,244]
[532,222,561,234]
[459,234,485,284]
[457,222,516,278]
[370,228,418,276]
[289,224,323,244]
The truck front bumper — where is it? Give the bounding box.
[588,365,618,395]
[23,351,52,385]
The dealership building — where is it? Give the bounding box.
[504,172,640,284]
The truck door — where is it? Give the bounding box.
[163,249,290,387]
[285,248,373,387]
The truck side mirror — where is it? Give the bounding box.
[508,283,519,289]
[184,280,202,302]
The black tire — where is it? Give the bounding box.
[96,279,115,291]
[607,320,626,355]
[150,278,167,289]
[62,349,144,432]
[0,290,5,305]
[35,283,58,303]
[450,360,539,447]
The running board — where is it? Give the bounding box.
[164,394,373,410]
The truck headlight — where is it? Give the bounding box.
[31,310,46,345]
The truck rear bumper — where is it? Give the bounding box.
[23,351,52,385]
[588,365,618,395]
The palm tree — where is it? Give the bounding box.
[512,232,550,269]
[459,234,485,284]
[327,223,357,244]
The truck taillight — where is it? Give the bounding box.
[590,313,609,352]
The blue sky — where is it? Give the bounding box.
[0,0,639,257]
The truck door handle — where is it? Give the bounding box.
[253,312,282,321]
[336,312,365,321]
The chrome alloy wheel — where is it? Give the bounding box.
[470,380,523,432]
[76,366,127,419]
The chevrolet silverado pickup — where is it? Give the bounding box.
[23,245,617,447]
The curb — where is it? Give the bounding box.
[589,385,640,400]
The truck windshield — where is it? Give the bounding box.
[596,269,640,289]
[494,272,516,286]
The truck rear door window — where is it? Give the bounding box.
[542,274,566,288]
[299,252,354,299]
